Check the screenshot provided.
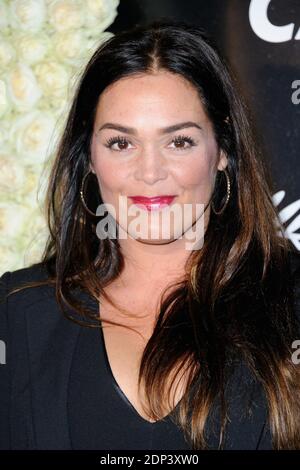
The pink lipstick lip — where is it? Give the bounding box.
[129,195,176,211]
[129,195,176,203]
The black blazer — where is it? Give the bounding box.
[1,251,300,450]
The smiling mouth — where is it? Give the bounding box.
[129,195,176,211]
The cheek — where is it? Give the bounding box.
[94,164,128,205]
[91,146,126,196]
[175,153,216,190]
[91,138,122,196]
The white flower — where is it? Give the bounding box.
[0,118,12,153]
[18,164,48,208]
[0,3,9,32]
[0,0,119,272]
[15,32,50,65]
[0,39,17,71]
[0,241,24,275]
[33,60,69,99]
[52,30,87,65]
[9,110,56,163]
[85,0,119,31]
[6,62,42,111]
[0,79,10,118]
[0,201,29,237]
[0,205,47,272]
[9,0,46,33]
[48,0,84,31]
[0,153,25,196]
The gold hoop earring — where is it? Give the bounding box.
[80,170,98,217]
[211,167,231,215]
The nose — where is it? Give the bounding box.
[133,146,168,184]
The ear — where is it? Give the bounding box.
[217,150,228,171]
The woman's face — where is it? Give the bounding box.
[90,71,227,247]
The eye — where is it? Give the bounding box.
[104,136,133,152]
[103,134,197,152]
[169,135,197,151]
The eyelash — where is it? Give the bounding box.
[103,134,197,152]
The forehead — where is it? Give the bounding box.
[94,71,208,125]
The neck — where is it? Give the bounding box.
[119,237,190,284]
[117,206,210,287]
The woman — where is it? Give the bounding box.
[1,19,300,451]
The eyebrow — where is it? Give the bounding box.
[97,121,202,135]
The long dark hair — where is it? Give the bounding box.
[7,19,300,449]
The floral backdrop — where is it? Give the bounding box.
[0,0,119,274]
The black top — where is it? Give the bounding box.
[0,251,299,450]
[68,321,191,450]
